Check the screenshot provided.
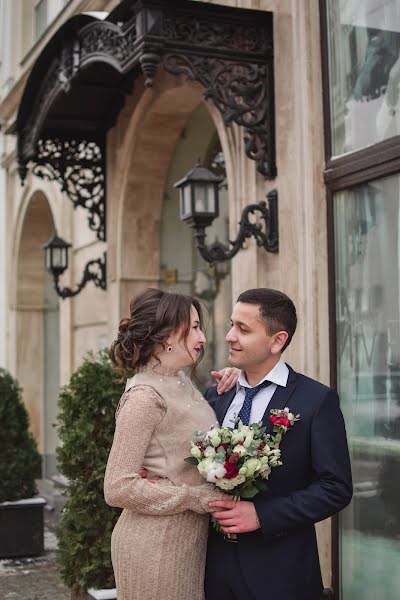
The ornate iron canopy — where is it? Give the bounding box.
[15,0,276,243]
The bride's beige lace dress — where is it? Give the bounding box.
[104,365,223,600]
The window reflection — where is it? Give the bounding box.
[327,0,400,155]
[334,175,400,599]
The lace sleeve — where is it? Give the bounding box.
[104,385,224,514]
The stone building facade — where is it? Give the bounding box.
[1,1,399,598]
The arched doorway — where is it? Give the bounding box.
[116,74,233,385]
[159,103,232,386]
[16,191,60,477]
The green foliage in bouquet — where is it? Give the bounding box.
[56,351,126,593]
[0,368,42,503]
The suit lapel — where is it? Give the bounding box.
[215,388,236,425]
[262,364,297,435]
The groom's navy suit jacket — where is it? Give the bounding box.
[204,365,352,600]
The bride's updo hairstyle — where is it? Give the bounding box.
[109,288,205,379]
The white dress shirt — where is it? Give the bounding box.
[222,360,289,428]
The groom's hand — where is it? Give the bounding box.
[211,368,239,395]
[138,468,159,484]
[209,498,261,533]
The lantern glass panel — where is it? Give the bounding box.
[52,247,65,269]
[45,248,51,271]
[194,183,216,215]
[207,183,216,213]
[180,185,192,219]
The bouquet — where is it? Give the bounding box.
[185,408,300,501]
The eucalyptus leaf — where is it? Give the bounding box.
[254,479,268,492]
[239,483,259,499]
[184,456,199,465]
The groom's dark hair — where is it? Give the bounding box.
[237,288,297,351]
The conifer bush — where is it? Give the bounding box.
[56,351,125,593]
[0,368,42,503]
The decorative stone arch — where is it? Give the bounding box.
[106,72,237,371]
[111,71,238,317]
[13,190,60,474]
[13,182,62,276]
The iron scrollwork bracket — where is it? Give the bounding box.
[54,252,106,299]
[193,189,278,264]
[32,137,106,241]
[158,4,276,179]
[163,54,276,179]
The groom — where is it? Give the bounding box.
[205,288,352,600]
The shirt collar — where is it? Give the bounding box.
[237,360,289,391]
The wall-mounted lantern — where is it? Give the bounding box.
[174,162,224,227]
[174,163,279,264]
[42,234,106,299]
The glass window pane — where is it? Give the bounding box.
[34,0,48,41]
[334,174,400,600]
[327,0,400,156]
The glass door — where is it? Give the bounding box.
[334,174,400,600]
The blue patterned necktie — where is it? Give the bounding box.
[237,380,272,426]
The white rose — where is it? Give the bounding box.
[197,457,213,477]
[231,430,245,445]
[204,428,216,441]
[231,474,246,486]
[211,435,222,447]
[215,478,236,491]
[190,443,202,459]
[243,430,255,448]
[216,474,246,491]
[242,457,261,478]
[232,444,246,457]
[237,422,250,434]
[204,446,216,458]
[259,458,271,477]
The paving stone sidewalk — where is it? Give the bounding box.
[0,530,70,600]
[0,480,70,600]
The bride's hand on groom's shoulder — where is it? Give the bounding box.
[210,367,240,396]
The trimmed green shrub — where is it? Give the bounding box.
[56,350,125,593]
[0,368,42,503]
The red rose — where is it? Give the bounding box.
[215,443,229,452]
[269,415,291,427]
[224,460,239,479]
[228,452,240,464]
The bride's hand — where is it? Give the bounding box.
[210,367,240,395]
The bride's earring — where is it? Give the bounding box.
[167,345,172,353]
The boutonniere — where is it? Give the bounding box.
[269,407,300,445]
